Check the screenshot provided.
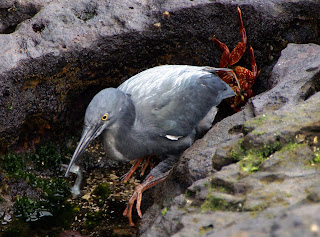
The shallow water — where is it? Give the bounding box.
[0,139,148,236]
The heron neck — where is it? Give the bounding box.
[104,97,150,161]
[115,101,149,156]
[118,95,136,130]
[102,95,149,161]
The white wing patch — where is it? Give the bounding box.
[165,135,183,140]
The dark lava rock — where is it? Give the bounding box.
[60,230,88,237]
[252,43,320,116]
[0,0,320,236]
[138,42,320,236]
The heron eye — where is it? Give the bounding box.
[101,113,109,121]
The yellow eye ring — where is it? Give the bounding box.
[101,113,109,121]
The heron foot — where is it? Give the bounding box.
[121,157,144,183]
[140,155,152,176]
[121,155,153,183]
[123,173,168,226]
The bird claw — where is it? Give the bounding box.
[123,182,146,226]
[123,173,169,226]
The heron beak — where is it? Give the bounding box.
[64,125,103,177]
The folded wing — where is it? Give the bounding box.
[118,65,234,138]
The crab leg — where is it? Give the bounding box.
[212,7,259,111]
[229,7,247,65]
[234,46,259,89]
[212,38,230,68]
[213,7,247,67]
[249,46,259,79]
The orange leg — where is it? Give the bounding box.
[229,7,247,65]
[212,7,247,67]
[121,157,144,183]
[249,46,259,79]
[213,7,259,111]
[216,69,242,93]
[234,47,259,90]
[234,66,253,90]
[217,70,234,84]
[140,155,152,176]
[229,42,246,66]
[212,38,230,68]
[123,173,168,226]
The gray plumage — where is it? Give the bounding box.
[65,65,234,176]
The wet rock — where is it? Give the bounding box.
[0,1,44,34]
[1,0,319,152]
[60,230,88,237]
[175,105,254,188]
[252,43,320,116]
[138,44,320,236]
[243,91,320,150]
[202,203,320,237]
[212,138,244,171]
[172,212,251,237]
[0,0,319,236]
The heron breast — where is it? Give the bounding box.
[102,132,129,162]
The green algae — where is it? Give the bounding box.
[245,114,268,127]
[227,140,282,173]
[201,180,242,213]
[209,181,234,194]
[161,207,168,216]
[201,194,243,213]
[0,142,74,236]
[240,142,282,173]
[314,150,320,164]
[279,142,307,153]
[93,183,111,199]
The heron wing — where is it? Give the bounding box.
[118,65,234,137]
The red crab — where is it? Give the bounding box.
[212,7,260,111]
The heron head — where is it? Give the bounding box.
[65,88,129,176]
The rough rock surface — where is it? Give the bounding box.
[252,43,320,116]
[138,43,320,236]
[0,0,319,151]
